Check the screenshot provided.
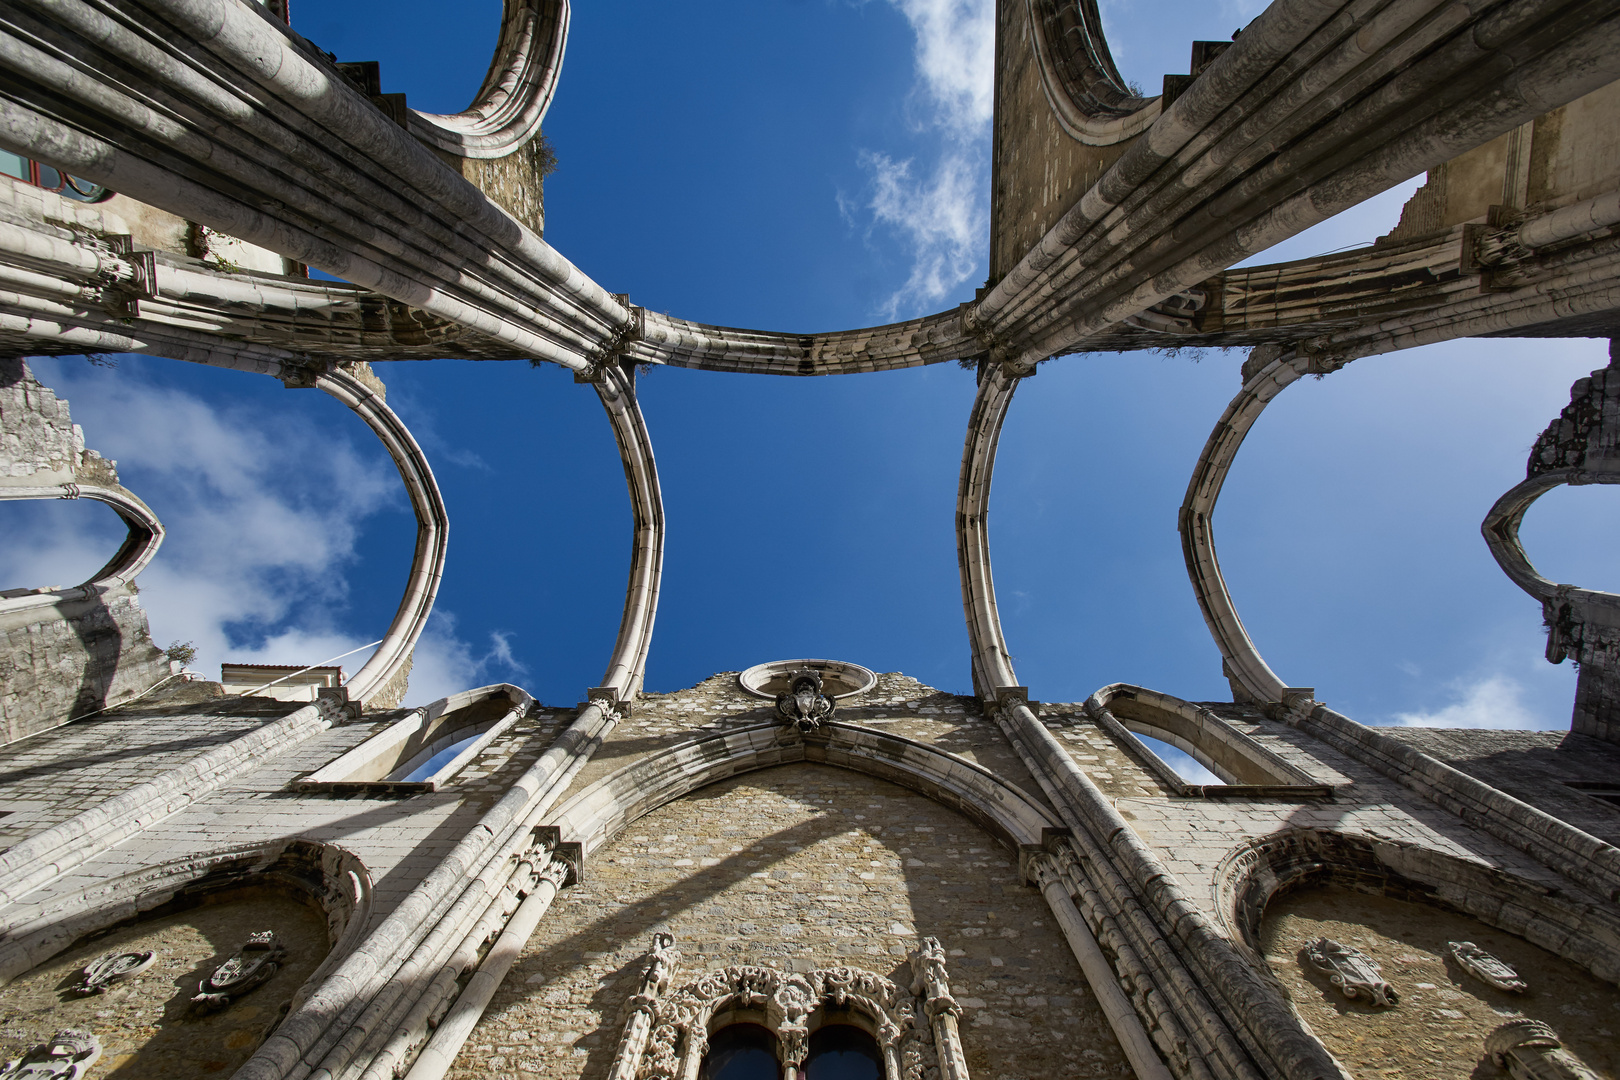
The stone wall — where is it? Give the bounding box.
[0,358,167,743]
[988,0,1130,283]
[1259,884,1620,1079]
[455,763,1130,1080]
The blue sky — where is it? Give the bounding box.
[5,0,1617,741]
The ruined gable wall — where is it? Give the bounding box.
[0,358,166,742]
[989,0,1130,283]
[454,764,1129,1080]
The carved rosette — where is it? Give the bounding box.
[1303,938,1398,1007]
[1486,1018,1602,1080]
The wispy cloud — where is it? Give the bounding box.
[851,0,994,319]
[1,359,518,708]
[1390,673,1549,729]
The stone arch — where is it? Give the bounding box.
[546,721,1062,858]
[1211,827,1620,984]
[0,837,373,1011]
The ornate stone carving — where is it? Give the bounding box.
[1303,938,1398,1006]
[1486,1018,1602,1080]
[608,933,681,1080]
[1449,941,1527,993]
[775,669,835,733]
[635,953,951,1080]
[191,930,287,1013]
[0,1030,102,1079]
[73,950,156,995]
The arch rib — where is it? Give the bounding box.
[1024,0,1161,146]
[0,482,163,617]
[407,0,569,160]
[315,369,447,708]
[590,363,664,706]
[1178,350,1339,706]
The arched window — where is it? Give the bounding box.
[804,1025,883,1080]
[0,151,111,202]
[700,1024,781,1080]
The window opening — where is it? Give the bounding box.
[803,1025,882,1080]
[1135,733,1223,785]
[700,1024,781,1080]
[398,730,484,782]
[0,150,111,202]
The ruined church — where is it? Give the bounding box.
[2,0,1620,1077]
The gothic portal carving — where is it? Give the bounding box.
[73,950,156,995]
[775,669,835,733]
[192,930,287,1012]
[607,935,968,1080]
[1302,938,1399,1006]
[0,1030,102,1079]
[1449,941,1528,994]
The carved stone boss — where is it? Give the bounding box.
[1486,1018,1602,1080]
[1449,941,1527,993]
[775,669,835,733]
[1303,938,1399,1007]
[606,933,969,1080]
[192,930,287,1012]
[0,1030,101,1079]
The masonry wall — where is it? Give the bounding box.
[455,763,1131,1080]
[989,0,1130,283]
[0,358,167,743]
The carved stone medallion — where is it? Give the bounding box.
[1303,937,1398,1006]
[1448,941,1527,993]
[775,669,835,733]
[73,950,156,995]
[191,930,287,1013]
[0,1030,102,1079]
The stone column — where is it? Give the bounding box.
[1027,852,1174,1080]
[909,937,970,1080]
[607,933,680,1080]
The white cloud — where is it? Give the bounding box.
[850,0,994,318]
[862,149,987,318]
[0,359,522,709]
[1390,673,1551,729]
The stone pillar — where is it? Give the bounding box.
[607,932,679,1080]
[909,936,970,1080]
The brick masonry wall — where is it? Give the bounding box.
[455,763,1132,1080]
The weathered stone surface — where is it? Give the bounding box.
[1259,885,1620,1080]
[453,763,1129,1080]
